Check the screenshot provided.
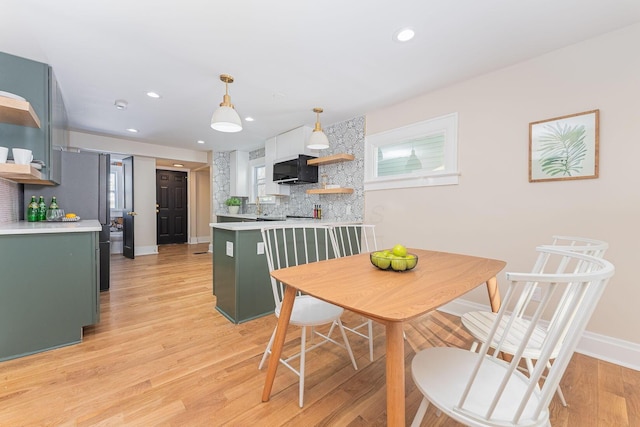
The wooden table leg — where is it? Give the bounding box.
[262,285,296,402]
[485,275,501,313]
[386,321,405,426]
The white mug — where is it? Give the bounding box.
[0,147,8,163]
[12,148,33,165]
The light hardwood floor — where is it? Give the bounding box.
[0,243,638,426]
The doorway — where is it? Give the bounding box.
[156,169,188,245]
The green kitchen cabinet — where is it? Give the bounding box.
[0,51,68,183]
[217,215,256,223]
[212,227,273,323]
[0,230,99,361]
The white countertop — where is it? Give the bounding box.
[210,220,356,231]
[0,220,102,235]
[216,213,268,220]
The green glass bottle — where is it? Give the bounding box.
[27,196,39,222]
[49,196,59,210]
[37,196,46,221]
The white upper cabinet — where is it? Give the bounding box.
[274,126,317,161]
[264,137,290,196]
[229,150,249,197]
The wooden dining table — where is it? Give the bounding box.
[261,248,506,426]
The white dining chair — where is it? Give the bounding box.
[411,248,615,426]
[460,236,608,406]
[330,224,378,361]
[258,224,358,408]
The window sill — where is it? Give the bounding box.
[364,172,459,191]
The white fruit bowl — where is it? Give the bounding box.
[370,251,419,272]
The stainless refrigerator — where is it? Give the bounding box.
[25,151,111,291]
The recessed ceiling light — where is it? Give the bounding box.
[394,27,415,42]
[114,99,128,110]
[173,163,184,168]
[126,128,139,133]
[146,92,161,99]
[197,140,205,144]
[245,117,255,122]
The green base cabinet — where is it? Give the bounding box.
[213,228,274,323]
[0,231,99,361]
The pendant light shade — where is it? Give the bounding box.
[211,74,242,133]
[405,148,422,170]
[307,107,330,149]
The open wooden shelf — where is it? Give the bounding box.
[0,96,41,128]
[307,153,354,166]
[0,163,53,185]
[306,188,354,195]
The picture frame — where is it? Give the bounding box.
[529,109,599,182]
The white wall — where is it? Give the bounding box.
[133,156,158,256]
[69,131,208,163]
[365,24,640,348]
[194,169,211,243]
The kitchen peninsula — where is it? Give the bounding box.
[0,220,101,361]
[210,219,352,323]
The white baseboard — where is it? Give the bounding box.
[135,245,158,256]
[208,243,213,253]
[189,236,211,244]
[438,298,640,372]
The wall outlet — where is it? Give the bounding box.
[257,242,264,255]
[226,241,234,257]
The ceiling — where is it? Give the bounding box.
[2,0,640,155]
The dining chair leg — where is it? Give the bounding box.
[299,325,307,408]
[548,360,568,406]
[525,358,568,407]
[259,327,277,370]
[410,397,430,427]
[337,320,358,370]
[367,320,374,361]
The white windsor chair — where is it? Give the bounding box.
[460,236,608,406]
[411,247,615,427]
[330,224,378,361]
[258,224,358,408]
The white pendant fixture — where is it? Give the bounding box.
[307,107,329,149]
[211,74,242,133]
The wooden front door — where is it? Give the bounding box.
[156,170,188,245]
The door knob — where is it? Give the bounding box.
[127,211,138,216]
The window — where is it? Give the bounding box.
[364,112,459,191]
[109,171,117,209]
[109,163,125,210]
[250,159,275,203]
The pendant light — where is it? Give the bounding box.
[306,107,330,149]
[405,148,422,170]
[210,74,242,133]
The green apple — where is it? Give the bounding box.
[405,254,418,269]
[392,244,408,257]
[377,256,391,269]
[391,258,407,271]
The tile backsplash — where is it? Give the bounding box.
[214,115,365,222]
[0,178,21,223]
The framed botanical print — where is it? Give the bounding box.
[529,110,599,182]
